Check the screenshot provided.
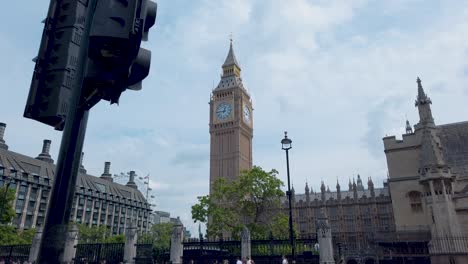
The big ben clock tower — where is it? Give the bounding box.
[209,40,253,193]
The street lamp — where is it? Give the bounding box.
[281,131,295,263]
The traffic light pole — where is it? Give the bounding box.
[37,0,97,262]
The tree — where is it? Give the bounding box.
[0,226,36,245]
[0,186,16,224]
[77,224,111,243]
[192,166,288,238]
[139,222,174,249]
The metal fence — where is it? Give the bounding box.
[428,236,468,254]
[135,243,154,264]
[74,243,124,264]
[0,244,31,263]
[183,236,319,264]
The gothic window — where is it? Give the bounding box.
[408,191,423,213]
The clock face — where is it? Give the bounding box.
[243,105,251,122]
[216,102,232,120]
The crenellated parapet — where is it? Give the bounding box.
[383,131,421,153]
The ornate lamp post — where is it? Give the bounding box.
[281,131,295,263]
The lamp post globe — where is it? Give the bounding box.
[281,131,292,150]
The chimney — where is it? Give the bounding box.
[0,123,8,150]
[126,171,138,189]
[36,139,54,163]
[79,152,87,174]
[100,161,113,182]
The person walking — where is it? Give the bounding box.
[236,257,242,264]
[282,255,288,264]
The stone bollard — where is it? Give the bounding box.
[62,224,79,264]
[28,227,43,263]
[170,223,184,264]
[241,226,251,261]
[124,224,138,264]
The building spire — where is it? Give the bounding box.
[406,119,413,134]
[414,77,435,128]
[222,37,241,75]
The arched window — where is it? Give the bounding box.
[408,191,423,212]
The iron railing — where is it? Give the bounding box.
[182,236,319,264]
[74,243,124,264]
[428,236,468,254]
[0,244,31,263]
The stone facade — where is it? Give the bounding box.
[287,78,468,263]
[383,78,468,263]
[209,40,253,193]
[0,125,151,234]
[288,177,395,263]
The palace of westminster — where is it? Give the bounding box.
[208,42,468,263]
[0,41,467,263]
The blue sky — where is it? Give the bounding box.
[1,0,468,235]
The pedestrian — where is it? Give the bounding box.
[246,257,252,264]
[282,255,288,264]
[236,257,242,264]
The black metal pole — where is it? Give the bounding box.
[37,0,96,262]
[285,149,295,263]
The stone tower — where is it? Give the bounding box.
[414,79,467,263]
[209,40,253,192]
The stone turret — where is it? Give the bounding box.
[320,181,326,201]
[336,180,341,200]
[405,119,413,134]
[368,177,375,197]
[352,179,358,199]
[356,174,364,191]
[414,77,435,130]
[36,139,54,163]
[348,179,352,191]
[305,182,310,203]
[100,162,113,182]
[0,123,8,150]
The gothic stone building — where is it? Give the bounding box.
[0,124,151,234]
[209,40,253,192]
[290,78,468,263]
[287,176,395,264]
[382,78,468,264]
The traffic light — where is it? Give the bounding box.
[24,0,90,131]
[82,0,157,108]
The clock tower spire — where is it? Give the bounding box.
[209,39,253,193]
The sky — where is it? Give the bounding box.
[1,0,468,236]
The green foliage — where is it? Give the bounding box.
[103,234,125,243]
[0,186,16,224]
[139,222,173,250]
[76,224,124,243]
[77,224,111,243]
[0,226,36,245]
[191,166,288,239]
